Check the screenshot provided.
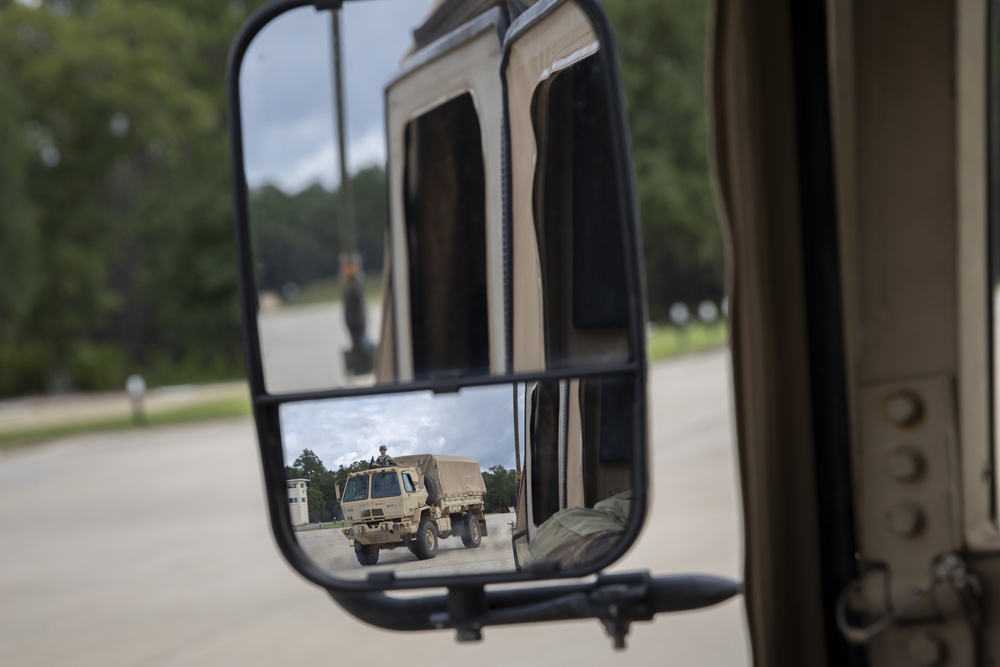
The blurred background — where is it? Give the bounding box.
[0,0,745,664]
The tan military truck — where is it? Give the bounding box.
[336,454,488,566]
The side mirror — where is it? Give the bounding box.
[228,0,736,645]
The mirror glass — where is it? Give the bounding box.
[281,384,523,579]
[280,375,635,580]
[235,0,644,584]
[236,0,639,395]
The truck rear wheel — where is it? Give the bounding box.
[413,520,438,560]
[461,514,482,548]
[354,542,379,566]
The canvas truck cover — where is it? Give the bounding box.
[394,454,486,498]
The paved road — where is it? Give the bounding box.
[297,512,517,579]
[258,301,382,393]
[0,349,748,666]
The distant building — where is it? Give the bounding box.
[287,478,309,525]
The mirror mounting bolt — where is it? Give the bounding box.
[882,389,924,428]
[455,627,483,643]
[601,619,630,650]
[448,586,487,643]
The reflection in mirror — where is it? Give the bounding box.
[281,384,524,580]
[236,0,640,396]
[400,93,490,380]
[512,376,634,570]
[507,2,631,374]
[279,376,635,580]
[382,7,508,383]
[239,0,435,393]
[532,50,629,366]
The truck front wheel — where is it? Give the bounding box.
[461,514,482,548]
[413,520,438,560]
[354,542,380,566]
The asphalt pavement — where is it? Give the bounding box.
[0,349,748,666]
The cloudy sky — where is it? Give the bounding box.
[280,384,527,472]
[238,0,435,192]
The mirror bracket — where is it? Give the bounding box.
[446,585,489,642]
[313,0,341,9]
[327,571,740,648]
[365,571,396,587]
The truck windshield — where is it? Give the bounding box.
[371,471,401,499]
[343,476,369,502]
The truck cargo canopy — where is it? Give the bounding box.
[395,454,487,496]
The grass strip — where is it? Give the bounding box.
[0,395,251,451]
[2,326,725,451]
[647,321,728,361]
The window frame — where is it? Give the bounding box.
[958,0,997,548]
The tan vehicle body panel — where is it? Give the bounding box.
[715,0,999,664]
[341,454,487,549]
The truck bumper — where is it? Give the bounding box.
[343,521,414,546]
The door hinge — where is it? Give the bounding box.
[851,376,980,664]
[837,552,982,646]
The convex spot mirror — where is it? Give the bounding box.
[229,0,647,592]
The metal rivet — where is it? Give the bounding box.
[883,390,924,427]
[887,446,925,483]
[887,504,925,537]
[908,632,945,666]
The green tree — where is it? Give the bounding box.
[482,464,517,514]
[604,0,723,318]
[351,165,389,273]
[0,0,267,395]
[306,486,326,523]
[248,166,387,295]
[249,184,340,294]
[0,57,44,393]
[290,448,328,481]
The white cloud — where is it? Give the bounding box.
[280,384,526,472]
[238,0,434,193]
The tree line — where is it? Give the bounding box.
[249,169,386,296]
[0,0,718,396]
[603,0,722,321]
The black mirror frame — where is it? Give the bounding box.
[226,0,649,595]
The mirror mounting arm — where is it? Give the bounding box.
[327,571,740,648]
[313,0,341,9]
